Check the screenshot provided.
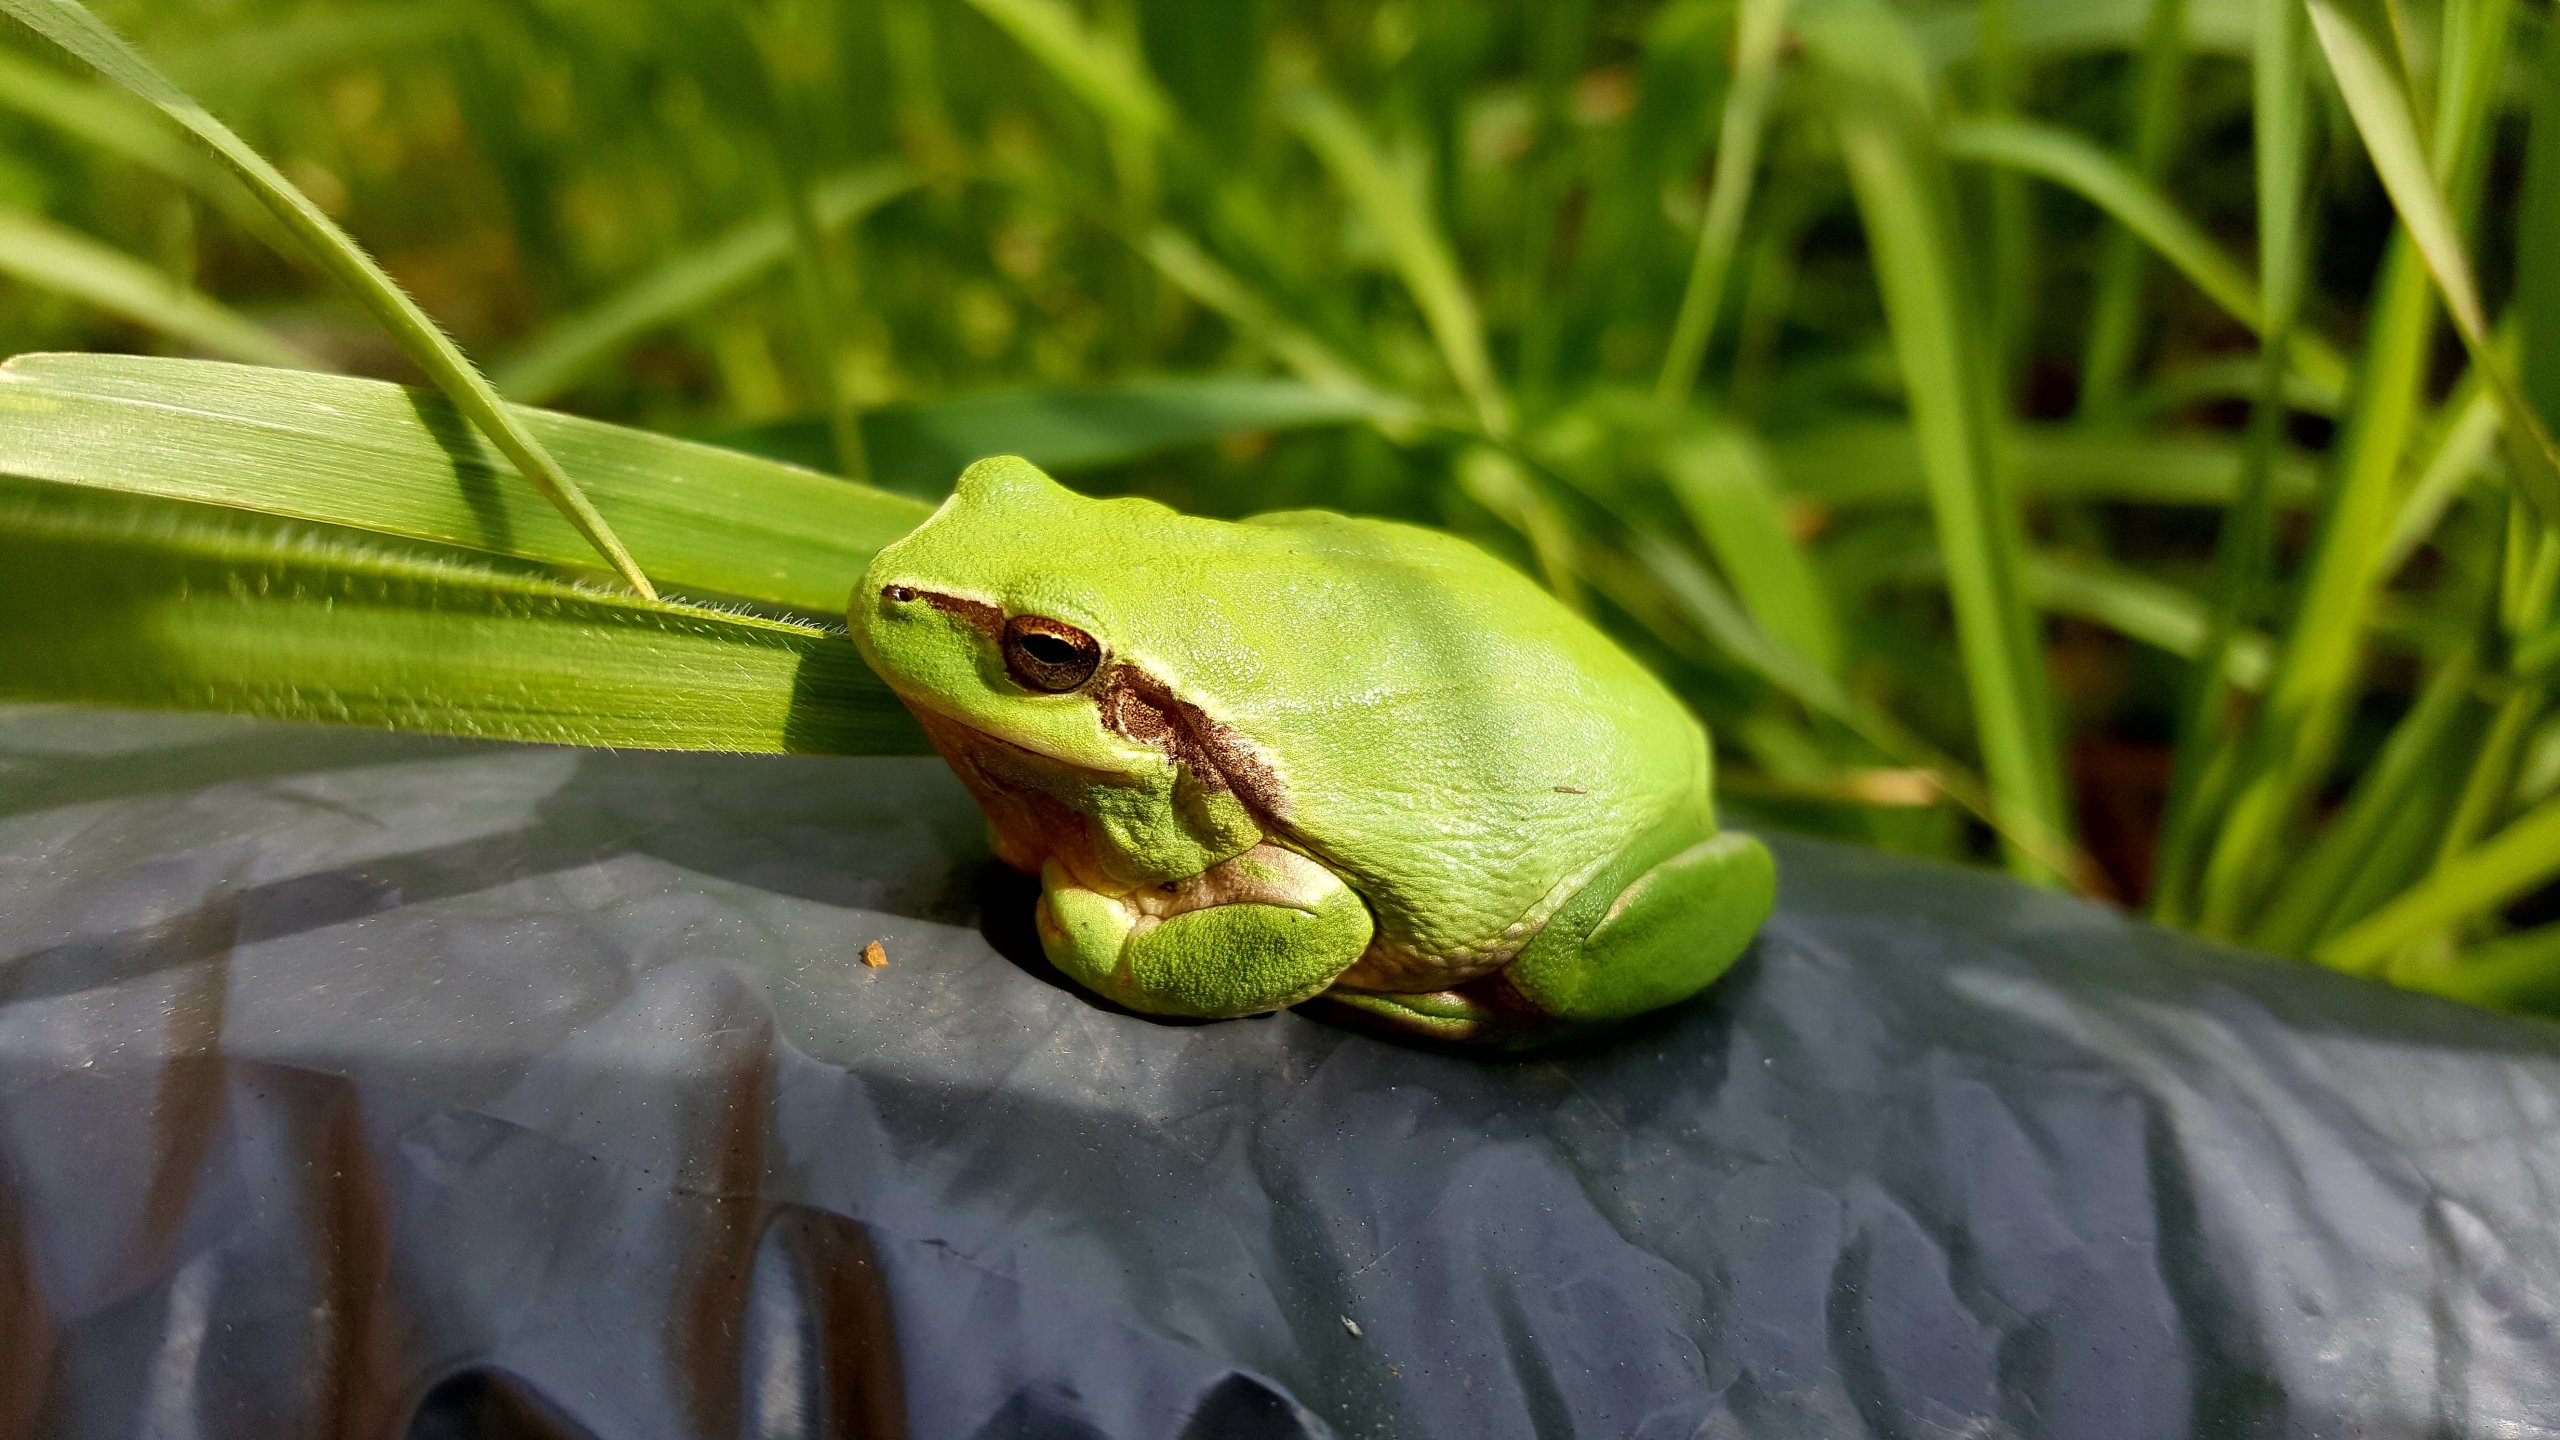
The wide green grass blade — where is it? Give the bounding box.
[1287,90,1512,440]
[1656,0,1792,407]
[2317,793,2560,969]
[0,478,924,756]
[716,375,1394,491]
[2308,0,2560,527]
[1803,0,2069,883]
[0,0,661,599]
[0,209,314,367]
[1661,421,1842,674]
[1941,116,2349,395]
[0,354,930,616]
[494,164,914,406]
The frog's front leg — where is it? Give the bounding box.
[1035,844,1375,1019]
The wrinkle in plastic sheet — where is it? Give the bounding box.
[3,708,2560,1438]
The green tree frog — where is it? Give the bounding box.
[851,457,1774,1044]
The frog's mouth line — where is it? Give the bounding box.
[888,690,1144,789]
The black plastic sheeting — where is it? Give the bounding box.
[4,706,2559,1439]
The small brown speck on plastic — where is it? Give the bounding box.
[861,941,888,969]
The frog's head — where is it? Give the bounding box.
[851,456,1211,782]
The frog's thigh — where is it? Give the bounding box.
[1037,848,1374,1020]
[1505,830,1776,1023]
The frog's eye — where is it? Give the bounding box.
[1002,615,1102,693]
[882,584,919,603]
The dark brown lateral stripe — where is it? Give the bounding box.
[913,589,1002,636]
[1095,662,1290,820]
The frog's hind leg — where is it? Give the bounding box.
[1501,829,1776,1026]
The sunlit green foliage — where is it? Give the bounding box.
[1,0,2555,1009]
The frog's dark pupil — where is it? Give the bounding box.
[1000,614,1102,693]
[884,585,918,603]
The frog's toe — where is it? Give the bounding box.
[1306,978,1556,1048]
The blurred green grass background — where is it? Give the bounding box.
[4,0,2558,1012]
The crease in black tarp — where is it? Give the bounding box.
[3,706,2559,1439]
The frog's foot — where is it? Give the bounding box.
[1035,845,1374,1019]
[1308,976,1557,1049]
[1314,829,1775,1048]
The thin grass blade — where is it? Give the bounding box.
[2317,793,2560,968]
[1941,116,2348,394]
[1773,421,2323,508]
[1656,0,1792,407]
[1661,421,1842,674]
[2151,0,2313,924]
[1133,227,1398,406]
[1802,0,2069,883]
[494,164,914,405]
[1619,531,2088,879]
[1287,90,1512,439]
[711,374,1397,490]
[2029,551,2270,687]
[0,0,662,598]
[0,45,208,191]
[0,210,313,367]
[2386,924,2560,1014]
[2308,0,2560,526]
[2076,0,2190,418]
[2251,648,2479,951]
[962,0,1170,144]
[2191,0,2515,933]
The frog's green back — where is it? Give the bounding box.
[887,459,1711,971]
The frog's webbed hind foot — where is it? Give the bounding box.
[1304,976,1559,1049]
[1318,828,1776,1048]
[1507,829,1775,1024]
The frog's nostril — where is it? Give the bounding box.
[883,585,919,603]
